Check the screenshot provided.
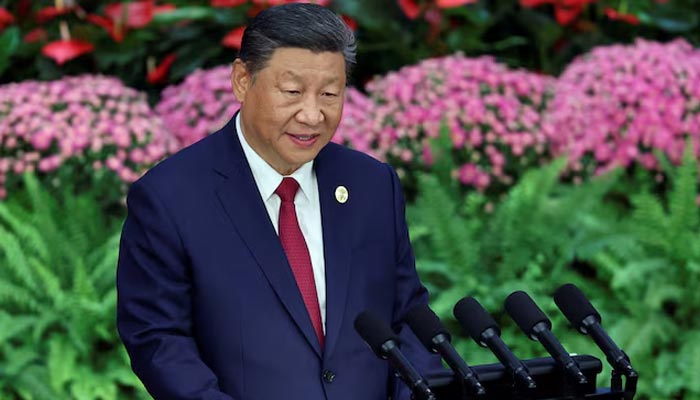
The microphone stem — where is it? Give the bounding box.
[433,336,485,396]
[381,341,436,400]
[584,318,634,375]
[533,324,588,385]
[481,328,536,390]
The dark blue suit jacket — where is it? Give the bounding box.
[116,116,442,399]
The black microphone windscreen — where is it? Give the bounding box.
[504,291,551,338]
[404,304,451,350]
[554,284,601,332]
[354,311,399,357]
[453,297,500,343]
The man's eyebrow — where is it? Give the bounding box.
[279,71,303,81]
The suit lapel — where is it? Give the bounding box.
[315,146,352,361]
[213,118,322,357]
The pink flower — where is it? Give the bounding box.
[30,130,53,150]
[156,66,241,148]
[0,74,176,197]
[544,39,700,177]
[336,54,555,193]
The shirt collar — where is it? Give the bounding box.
[235,112,315,202]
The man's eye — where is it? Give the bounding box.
[284,90,301,95]
[322,92,338,97]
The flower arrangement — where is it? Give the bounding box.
[336,54,556,195]
[155,65,241,148]
[543,39,700,178]
[0,75,175,199]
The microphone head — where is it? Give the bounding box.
[504,291,551,340]
[404,304,451,352]
[554,283,601,333]
[453,296,500,346]
[354,311,399,358]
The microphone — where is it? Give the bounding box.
[404,304,486,396]
[354,311,436,400]
[453,297,537,390]
[504,290,588,385]
[554,283,637,377]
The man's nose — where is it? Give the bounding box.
[295,95,324,126]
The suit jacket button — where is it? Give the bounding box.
[322,369,336,383]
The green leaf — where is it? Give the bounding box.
[152,6,219,24]
[641,5,699,32]
[0,311,34,343]
[48,335,77,394]
[0,27,20,77]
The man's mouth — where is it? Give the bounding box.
[292,135,316,141]
[287,133,320,147]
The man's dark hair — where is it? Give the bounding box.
[238,3,356,79]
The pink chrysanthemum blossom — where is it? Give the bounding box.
[156,65,241,148]
[336,54,555,193]
[0,75,176,199]
[543,39,700,177]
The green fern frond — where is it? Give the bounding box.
[47,334,78,394]
[412,173,480,276]
[87,232,121,292]
[610,258,667,291]
[679,332,700,395]
[31,311,63,343]
[667,145,699,260]
[0,203,50,262]
[72,258,97,301]
[0,280,41,313]
[0,225,39,295]
[0,311,34,343]
[70,365,118,400]
[10,364,55,400]
[630,192,670,250]
[0,342,39,376]
[28,257,63,306]
[485,158,568,274]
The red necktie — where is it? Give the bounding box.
[275,177,324,348]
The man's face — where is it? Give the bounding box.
[232,48,346,175]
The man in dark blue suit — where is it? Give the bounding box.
[117,4,441,399]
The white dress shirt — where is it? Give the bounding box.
[235,113,326,333]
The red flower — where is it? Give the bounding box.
[35,6,75,24]
[211,0,247,7]
[24,27,48,43]
[250,0,331,6]
[41,39,94,65]
[0,7,14,31]
[520,0,596,25]
[104,1,175,29]
[147,53,177,84]
[398,0,421,20]
[519,0,550,6]
[436,0,477,8]
[86,14,124,42]
[604,7,639,25]
[341,14,357,31]
[222,26,246,49]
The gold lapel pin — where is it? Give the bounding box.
[335,186,349,204]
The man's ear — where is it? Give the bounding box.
[231,59,252,103]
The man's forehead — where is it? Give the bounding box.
[277,69,342,83]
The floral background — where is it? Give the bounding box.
[1,0,699,399]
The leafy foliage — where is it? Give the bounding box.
[0,174,146,399]
[580,146,700,399]
[409,135,700,399]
